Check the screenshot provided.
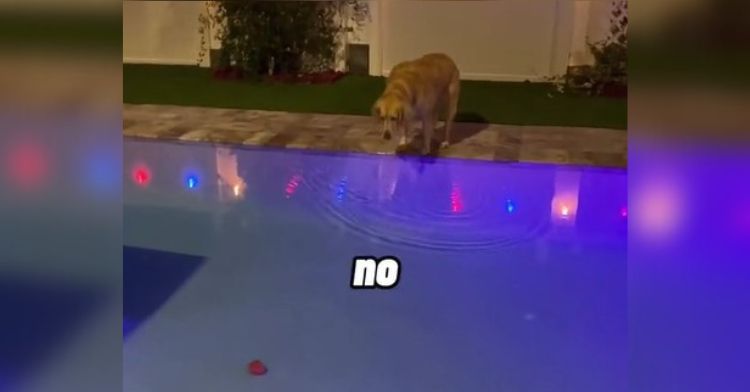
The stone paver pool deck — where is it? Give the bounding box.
[124,104,626,168]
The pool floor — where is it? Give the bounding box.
[124,139,627,392]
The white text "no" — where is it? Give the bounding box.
[350,256,401,289]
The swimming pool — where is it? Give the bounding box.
[124,139,627,391]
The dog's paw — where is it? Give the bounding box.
[395,143,410,154]
[440,141,450,149]
[382,131,391,140]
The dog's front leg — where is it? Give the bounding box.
[422,115,437,155]
[398,120,411,148]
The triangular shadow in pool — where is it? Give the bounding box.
[123,246,206,340]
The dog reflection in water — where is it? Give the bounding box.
[376,157,419,202]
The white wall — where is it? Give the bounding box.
[123,1,207,66]
[377,0,574,81]
[340,0,379,73]
[569,1,616,66]
[123,0,613,80]
[569,1,594,66]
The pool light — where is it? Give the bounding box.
[186,175,199,189]
[285,174,303,199]
[560,205,570,218]
[133,166,151,186]
[505,199,516,214]
[7,140,49,190]
[450,183,464,213]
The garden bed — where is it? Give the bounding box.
[124,64,628,130]
[213,67,347,84]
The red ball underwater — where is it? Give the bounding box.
[247,360,267,376]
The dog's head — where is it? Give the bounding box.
[373,95,409,136]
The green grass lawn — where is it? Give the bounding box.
[124,64,627,130]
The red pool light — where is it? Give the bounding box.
[6,140,49,190]
[133,166,151,186]
[450,183,464,214]
[285,174,302,199]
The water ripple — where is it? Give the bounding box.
[297,163,551,252]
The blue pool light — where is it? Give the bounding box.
[186,175,199,189]
[505,199,516,214]
[83,150,118,194]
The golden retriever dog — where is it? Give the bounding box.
[373,53,460,155]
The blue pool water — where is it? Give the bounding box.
[124,139,627,392]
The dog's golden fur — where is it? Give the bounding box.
[373,53,460,154]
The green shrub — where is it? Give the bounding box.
[587,0,628,95]
[198,1,369,76]
[548,0,627,96]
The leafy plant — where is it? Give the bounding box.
[587,0,627,95]
[198,1,369,77]
[197,2,210,67]
[546,0,627,97]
